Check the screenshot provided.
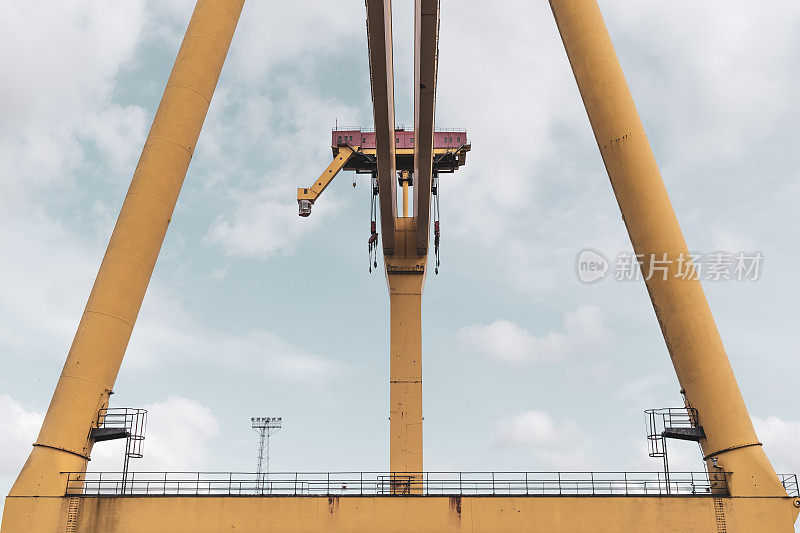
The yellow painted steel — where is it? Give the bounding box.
[366,0,398,254]
[386,218,426,493]
[297,146,357,203]
[41,494,800,532]
[0,1,244,531]
[401,170,410,217]
[349,147,467,158]
[549,0,784,498]
[402,180,409,217]
[4,0,796,530]
[412,0,440,253]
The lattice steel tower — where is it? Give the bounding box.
[251,417,282,475]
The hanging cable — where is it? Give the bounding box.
[432,170,441,275]
[368,172,379,273]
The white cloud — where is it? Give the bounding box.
[199,82,362,258]
[140,397,219,470]
[0,1,148,207]
[90,396,219,472]
[754,416,800,475]
[710,228,756,253]
[603,0,800,167]
[565,360,614,385]
[431,1,626,290]
[206,183,344,258]
[430,0,800,291]
[458,305,611,364]
[227,1,363,82]
[0,395,44,477]
[0,214,96,364]
[627,435,704,473]
[615,374,675,410]
[127,290,345,385]
[495,410,588,469]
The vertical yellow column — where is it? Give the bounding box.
[549,0,783,497]
[401,170,410,217]
[2,1,244,529]
[386,218,425,494]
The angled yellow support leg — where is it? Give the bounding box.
[1,1,244,531]
[549,0,787,501]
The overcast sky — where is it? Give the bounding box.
[1,0,800,520]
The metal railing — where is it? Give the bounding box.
[332,126,467,134]
[780,473,799,497]
[65,471,725,497]
[95,408,147,458]
[94,408,147,494]
[644,407,701,459]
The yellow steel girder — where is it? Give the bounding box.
[18,494,800,533]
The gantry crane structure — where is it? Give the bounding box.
[2,0,799,531]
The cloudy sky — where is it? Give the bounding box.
[1,0,800,518]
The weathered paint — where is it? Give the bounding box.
[386,218,426,491]
[365,0,397,254]
[0,0,245,531]
[332,129,467,151]
[15,495,796,533]
[549,0,785,498]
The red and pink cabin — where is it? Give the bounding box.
[332,128,467,150]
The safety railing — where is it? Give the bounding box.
[779,473,799,497]
[332,126,468,134]
[64,471,726,497]
[95,408,147,459]
[644,407,701,459]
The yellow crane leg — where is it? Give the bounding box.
[549,0,785,499]
[386,218,426,494]
[399,170,411,218]
[1,1,244,531]
[402,180,409,217]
